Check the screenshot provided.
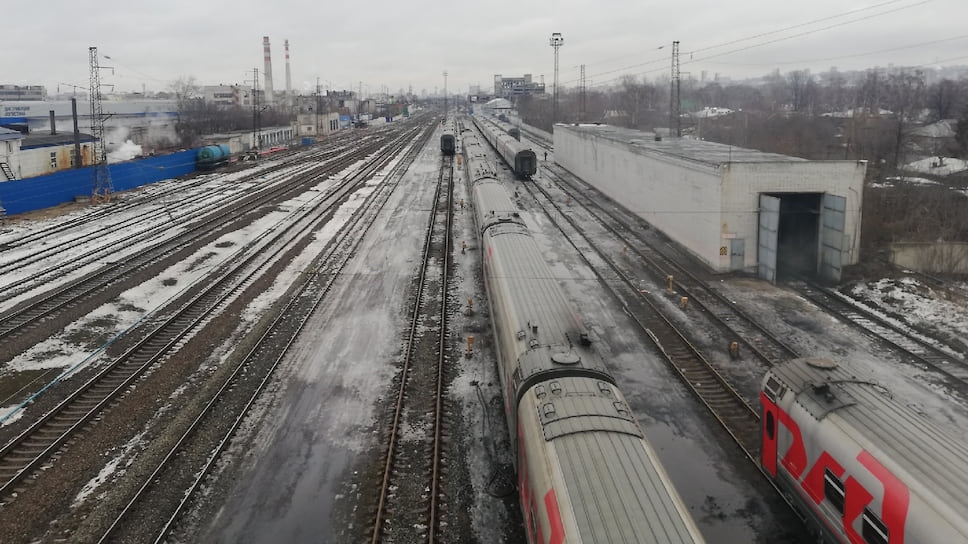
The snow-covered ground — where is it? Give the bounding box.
[5,123,968,541]
[903,156,968,176]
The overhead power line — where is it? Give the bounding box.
[700,33,968,67]
[565,0,934,88]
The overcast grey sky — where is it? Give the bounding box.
[4,0,966,97]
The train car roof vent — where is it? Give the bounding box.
[551,350,581,365]
[805,357,838,370]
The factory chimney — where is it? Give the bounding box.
[263,36,274,106]
[285,39,293,108]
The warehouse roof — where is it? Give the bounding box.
[0,127,22,141]
[556,123,808,167]
[21,132,95,149]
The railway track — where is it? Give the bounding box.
[511,158,762,461]
[0,137,397,392]
[543,164,801,368]
[792,279,968,389]
[370,150,455,543]
[0,126,427,506]
[93,124,435,543]
[0,144,362,319]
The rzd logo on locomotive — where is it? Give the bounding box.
[761,393,910,544]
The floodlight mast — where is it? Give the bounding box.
[550,33,563,125]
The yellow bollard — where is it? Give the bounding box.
[668,275,674,294]
[623,245,627,257]
[680,296,688,309]
[460,198,465,209]
[462,241,467,254]
[457,155,462,165]
[466,335,475,358]
[467,297,474,315]
[729,341,740,359]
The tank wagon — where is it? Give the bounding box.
[196,144,231,170]
[440,130,456,156]
[762,357,968,544]
[473,116,537,180]
[463,123,705,544]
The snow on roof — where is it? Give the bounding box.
[910,119,957,139]
[484,98,512,109]
[0,127,22,141]
[557,123,810,166]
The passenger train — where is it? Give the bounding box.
[463,120,705,544]
[472,115,537,180]
[440,129,456,156]
[762,357,968,544]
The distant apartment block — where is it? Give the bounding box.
[493,75,545,99]
[0,85,47,101]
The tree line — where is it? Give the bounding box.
[517,68,968,169]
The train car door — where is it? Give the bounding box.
[760,375,784,476]
[819,193,846,283]
[757,194,780,283]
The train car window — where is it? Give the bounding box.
[862,508,889,544]
[824,469,846,514]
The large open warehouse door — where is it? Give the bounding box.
[819,193,846,283]
[757,194,780,283]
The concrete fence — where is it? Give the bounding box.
[890,241,968,274]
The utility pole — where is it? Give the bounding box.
[315,77,321,137]
[71,98,82,169]
[89,46,114,203]
[252,68,260,150]
[670,40,681,138]
[443,70,448,120]
[549,32,563,126]
[579,64,586,123]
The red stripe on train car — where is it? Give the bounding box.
[858,450,909,544]
[544,489,565,544]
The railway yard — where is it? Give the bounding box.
[0,111,967,543]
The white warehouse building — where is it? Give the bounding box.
[553,124,867,282]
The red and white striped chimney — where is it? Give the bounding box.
[263,36,275,106]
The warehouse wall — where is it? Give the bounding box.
[723,161,865,270]
[554,124,866,273]
[554,125,725,270]
[0,149,197,215]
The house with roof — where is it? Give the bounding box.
[18,131,96,178]
[0,127,23,181]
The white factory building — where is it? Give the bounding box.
[554,124,867,283]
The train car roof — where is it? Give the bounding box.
[767,358,968,521]
[535,376,703,542]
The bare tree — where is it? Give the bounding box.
[956,105,968,157]
[926,78,965,121]
[884,70,926,168]
[788,70,816,113]
[613,76,660,129]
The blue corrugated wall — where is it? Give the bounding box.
[0,149,198,216]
